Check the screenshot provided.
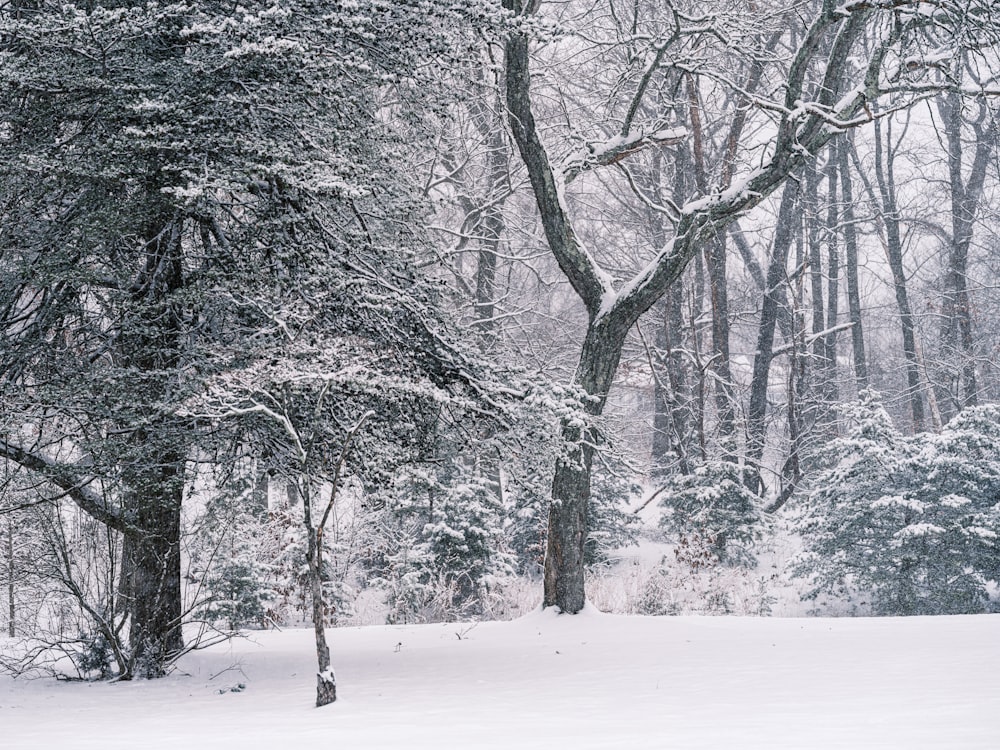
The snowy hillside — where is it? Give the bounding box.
[4,610,998,749]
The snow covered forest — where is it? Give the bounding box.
[2,0,1000,710]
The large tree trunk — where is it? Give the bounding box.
[545,316,629,612]
[120,460,184,678]
[117,213,187,678]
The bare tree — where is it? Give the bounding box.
[500,0,975,611]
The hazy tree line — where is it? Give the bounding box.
[1,0,999,703]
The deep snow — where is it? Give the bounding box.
[2,609,997,749]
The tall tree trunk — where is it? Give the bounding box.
[937,89,996,412]
[687,73,735,450]
[869,119,926,431]
[651,284,691,477]
[746,175,801,493]
[839,132,868,392]
[6,520,14,638]
[822,143,840,402]
[768,226,810,512]
[472,113,509,352]
[117,212,187,678]
[650,148,692,477]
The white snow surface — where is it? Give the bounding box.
[3,609,998,749]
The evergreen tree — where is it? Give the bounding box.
[659,460,764,568]
[0,0,505,678]
[793,393,1000,615]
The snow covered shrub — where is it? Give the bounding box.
[658,460,764,567]
[374,460,515,623]
[586,462,640,564]
[587,553,777,617]
[189,472,281,631]
[75,631,114,680]
[792,394,1000,615]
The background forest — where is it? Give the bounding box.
[1,0,999,686]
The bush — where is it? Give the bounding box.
[658,460,764,568]
[791,393,1000,615]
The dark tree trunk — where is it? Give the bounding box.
[651,284,692,477]
[706,234,736,452]
[806,164,825,364]
[822,144,840,400]
[303,482,336,706]
[746,175,801,493]
[649,148,692,477]
[687,73,735,451]
[6,521,14,638]
[730,221,794,342]
[116,213,187,678]
[544,315,630,612]
[120,460,184,678]
[839,132,868,392]
[768,227,810,513]
[869,120,926,431]
[937,90,995,412]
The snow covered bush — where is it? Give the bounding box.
[658,460,764,567]
[373,461,515,623]
[792,393,1000,615]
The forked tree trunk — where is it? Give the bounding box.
[504,0,876,611]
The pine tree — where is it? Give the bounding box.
[0,0,506,679]
[793,393,1000,615]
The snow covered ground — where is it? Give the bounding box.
[3,609,998,749]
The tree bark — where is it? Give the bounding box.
[937,90,996,413]
[839,131,868,392]
[544,314,631,610]
[869,119,926,431]
[6,520,14,638]
[120,461,184,678]
[746,175,801,493]
[822,143,840,401]
[303,481,337,707]
[116,212,187,678]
